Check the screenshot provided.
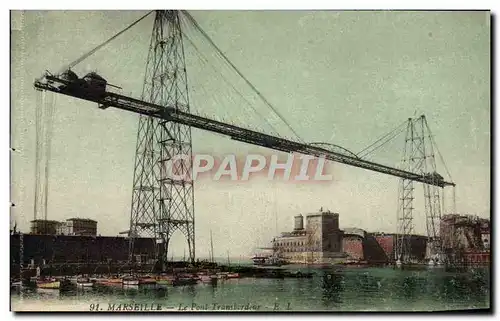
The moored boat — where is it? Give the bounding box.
[139,277,157,285]
[96,281,123,289]
[339,260,369,268]
[155,274,177,287]
[10,280,22,291]
[252,254,288,267]
[122,276,139,286]
[37,278,60,289]
[172,276,198,286]
[199,274,218,284]
[156,280,171,288]
[11,280,22,287]
[76,277,94,288]
[123,284,139,290]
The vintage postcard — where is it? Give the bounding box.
[10,10,490,312]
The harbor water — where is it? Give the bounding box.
[11,267,490,312]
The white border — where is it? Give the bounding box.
[3,1,498,10]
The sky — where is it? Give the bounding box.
[10,10,490,258]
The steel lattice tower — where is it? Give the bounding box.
[395,115,443,264]
[128,10,195,267]
[421,116,443,261]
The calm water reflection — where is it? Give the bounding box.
[11,267,490,312]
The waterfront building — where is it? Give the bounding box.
[30,220,60,235]
[56,222,69,235]
[440,214,488,251]
[29,218,98,236]
[65,218,98,236]
[439,214,490,266]
[272,209,345,264]
[342,228,366,261]
[270,210,431,265]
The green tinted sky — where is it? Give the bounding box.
[11,10,490,257]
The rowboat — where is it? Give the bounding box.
[122,276,139,286]
[76,277,94,288]
[172,276,198,286]
[37,287,61,298]
[139,277,157,285]
[123,280,139,285]
[156,276,174,287]
[156,280,171,287]
[10,280,22,290]
[11,281,22,287]
[77,282,94,288]
[37,279,60,289]
[199,274,217,281]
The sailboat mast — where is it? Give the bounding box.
[275,187,278,236]
[210,230,214,263]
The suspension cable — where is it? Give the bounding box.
[43,93,56,221]
[424,118,453,182]
[61,10,153,72]
[34,91,43,220]
[33,89,57,222]
[180,17,282,137]
[181,10,304,143]
[356,119,408,158]
[358,126,407,160]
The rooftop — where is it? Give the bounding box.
[343,228,366,238]
[66,218,98,223]
[279,230,307,238]
[306,213,339,218]
[30,219,60,224]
